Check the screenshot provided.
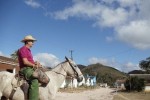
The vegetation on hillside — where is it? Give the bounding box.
[79,63,127,86]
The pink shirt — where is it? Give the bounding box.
[18,46,34,68]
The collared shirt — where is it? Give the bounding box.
[18,46,34,68]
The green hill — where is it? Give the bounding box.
[78,63,127,86]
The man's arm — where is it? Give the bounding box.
[23,58,36,68]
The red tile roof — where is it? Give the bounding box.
[0,56,20,72]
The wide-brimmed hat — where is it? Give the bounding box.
[21,35,37,43]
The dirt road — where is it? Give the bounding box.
[55,87,115,100]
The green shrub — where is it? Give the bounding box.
[124,76,145,92]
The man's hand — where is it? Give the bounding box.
[23,58,37,68]
[35,61,42,68]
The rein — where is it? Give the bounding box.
[52,63,67,77]
[67,60,83,77]
[51,60,82,78]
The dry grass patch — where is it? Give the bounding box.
[113,91,150,100]
[58,86,97,93]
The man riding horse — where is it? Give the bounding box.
[18,35,49,100]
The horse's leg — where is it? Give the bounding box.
[0,92,2,100]
[1,96,7,100]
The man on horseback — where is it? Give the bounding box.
[18,35,41,100]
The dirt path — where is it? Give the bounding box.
[55,87,115,100]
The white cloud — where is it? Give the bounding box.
[0,51,3,56]
[117,0,139,7]
[88,57,117,67]
[34,53,60,68]
[53,0,102,20]
[121,62,140,72]
[51,0,150,50]
[24,0,41,8]
[106,36,114,42]
[52,0,129,27]
[88,57,108,65]
[100,7,128,27]
[88,57,139,72]
[116,20,150,49]
[0,51,10,57]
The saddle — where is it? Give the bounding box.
[10,73,29,100]
[10,68,50,100]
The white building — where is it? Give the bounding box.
[60,76,86,88]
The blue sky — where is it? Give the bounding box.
[0,0,150,72]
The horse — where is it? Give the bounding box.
[0,57,83,100]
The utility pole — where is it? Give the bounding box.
[69,50,74,60]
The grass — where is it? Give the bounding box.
[113,91,150,100]
[58,85,97,93]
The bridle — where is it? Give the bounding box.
[67,60,79,77]
[52,59,82,78]
[65,59,83,78]
[52,63,67,77]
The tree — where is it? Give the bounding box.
[10,50,18,60]
[139,57,150,72]
[124,76,145,92]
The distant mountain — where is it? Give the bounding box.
[78,64,86,70]
[128,70,149,74]
[79,63,127,86]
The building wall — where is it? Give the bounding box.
[60,77,86,88]
[145,86,150,92]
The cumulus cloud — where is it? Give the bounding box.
[0,51,3,56]
[51,0,150,50]
[34,53,60,68]
[116,20,150,49]
[0,51,10,57]
[88,57,139,72]
[88,57,108,65]
[52,0,102,20]
[100,7,128,27]
[24,0,41,8]
[121,62,140,72]
[52,0,129,27]
[88,57,117,67]
[106,36,114,42]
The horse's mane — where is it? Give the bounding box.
[51,61,67,69]
[42,60,67,72]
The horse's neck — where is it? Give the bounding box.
[50,63,67,87]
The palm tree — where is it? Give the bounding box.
[10,50,18,60]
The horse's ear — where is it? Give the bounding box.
[65,56,69,61]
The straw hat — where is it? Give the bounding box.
[21,35,37,42]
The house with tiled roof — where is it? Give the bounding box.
[0,56,19,74]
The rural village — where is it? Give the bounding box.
[1,0,150,100]
[0,55,150,100]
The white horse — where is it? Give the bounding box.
[0,57,83,100]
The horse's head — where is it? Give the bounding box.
[64,57,83,82]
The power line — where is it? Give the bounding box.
[103,48,135,58]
